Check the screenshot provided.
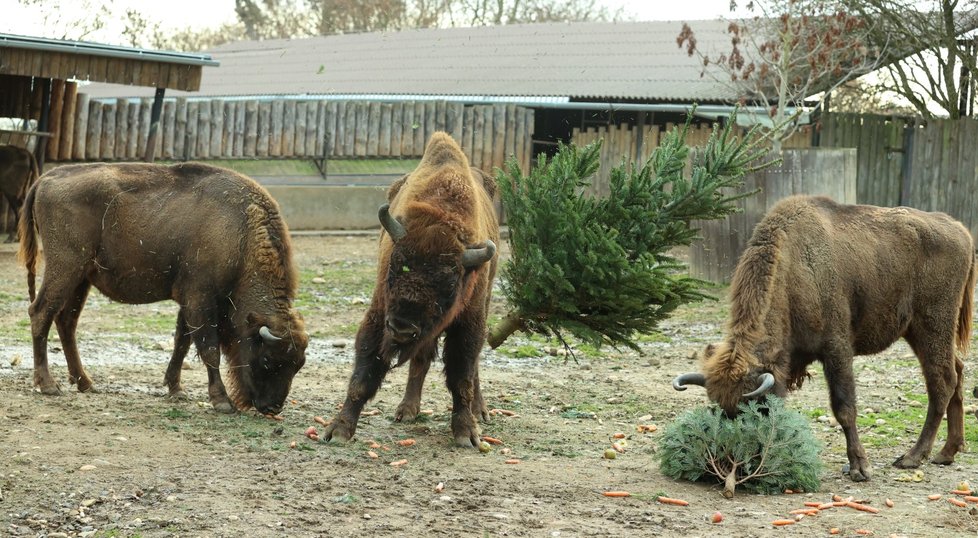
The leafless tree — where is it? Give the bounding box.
[844,0,978,119]
[678,1,882,151]
[16,0,113,42]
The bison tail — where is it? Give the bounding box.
[957,254,976,356]
[20,149,40,201]
[16,182,39,302]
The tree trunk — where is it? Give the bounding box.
[487,312,525,349]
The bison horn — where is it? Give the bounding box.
[672,372,706,391]
[743,372,775,398]
[259,326,282,342]
[461,239,496,268]
[378,204,407,242]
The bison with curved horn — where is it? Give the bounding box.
[322,132,499,447]
[18,162,308,415]
[674,195,976,482]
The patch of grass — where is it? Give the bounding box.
[633,331,672,344]
[500,344,543,359]
[333,493,360,504]
[163,408,191,420]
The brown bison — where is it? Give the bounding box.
[0,144,40,242]
[673,195,976,482]
[323,132,499,447]
[18,162,308,414]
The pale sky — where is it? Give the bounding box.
[0,0,747,45]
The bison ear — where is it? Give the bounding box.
[246,312,268,329]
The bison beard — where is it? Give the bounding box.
[18,162,308,414]
[323,132,499,448]
[673,195,976,482]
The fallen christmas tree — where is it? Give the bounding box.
[658,397,822,498]
[487,114,769,350]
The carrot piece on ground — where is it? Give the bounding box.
[656,496,689,506]
[964,496,978,503]
[481,436,504,445]
[804,501,822,508]
[847,501,880,514]
[395,439,416,447]
[949,498,968,507]
[602,491,631,497]
[928,494,942,501]
[771,519,795,526]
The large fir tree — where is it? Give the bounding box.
[488,116,768,350]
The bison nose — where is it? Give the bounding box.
[255,400,283,415]
[386,316,420,342]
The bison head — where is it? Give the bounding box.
[379,203,495,346]
[672,342,775,416]
[231,310,308,415]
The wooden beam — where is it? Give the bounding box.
[144,87,166,162]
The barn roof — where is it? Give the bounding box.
[0,32,219,92]
[79,20,739,102]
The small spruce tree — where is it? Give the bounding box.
[658,397,822,497]
[488,116,768,349]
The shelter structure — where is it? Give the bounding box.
[0,33,218,167]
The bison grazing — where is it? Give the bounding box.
[0,144,40,242]
[18,162,308,414]
[323,132,499,447]
[674,195,976,482]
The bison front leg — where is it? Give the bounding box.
[324,310,389,443]
[822,358,872,481]
[443,312,487,448]
[395,341,436,422]
[186,307,235,414]
[163,308,194,401]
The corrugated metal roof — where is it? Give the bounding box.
[80,20,739,101]
[0,32,219,67]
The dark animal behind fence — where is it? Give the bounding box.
[18,162,308,414]
[0,144,39,241]
[674,195,976,482]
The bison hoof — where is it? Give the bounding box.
[37,383,63,396]
[73,376,94,393]
[166,389,190,401]
[472,400,490,423]
[212,401,237,414]
[394,402,420,423]
[931,453,955,465]
[452,413,481,448]
[892,454,924,469]
[842,461,872,482]
[322,421,355,443]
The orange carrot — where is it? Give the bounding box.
[818,503,835,510]
[636,424,658,433]
[784,489,794,494]
[389,459,408,467]
[265,413,284,421]
[832,501,848,507]
[789,508,819,516]
[602,491,631,497]
[949,498,968,507]
[362,409,380,416]
[829,528,840,535]
[951,489,972,495]
[313,416,329,426]
[847,501,880,514]
[481,436,504,445]
[656,496,689,506]
[288,440,296,449]
[490,408,518,416]
[771,519,795,526]
[832,494,843,502]
[396,439,416,447]
[307,433,320,442]
[804,501,822,508]
[366,440,381,449]
[854,530,872,535]
[366,450,378,459]
[885,498,894,508]
[928,494,942,501]
[612,432,626,439]
[504,459,521,464]
[964,496,978,503]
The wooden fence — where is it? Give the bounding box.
[51,96,534,173]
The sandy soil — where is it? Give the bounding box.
[2,235,978,537]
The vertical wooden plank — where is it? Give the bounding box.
[390,103,402,158]
[100,102,116,160]
[135,98,151,158]
[294,101,307,157]
[330,101,344,157]
[378,103,392,156]
[366,102,380,156]
[222,101,235,157]
[414,102,426,153]
[481,105,495,170]
[71,92,89,160]
[282,99,296,157]
[491,104,506,170]
[174,97,188,160]
[233,100,246,157]
[126,101,139,159]
[185,100,199,160]
[434,100,446,133]
[471,106,485,170]
[324,101,338,157]
[256,100,271,157]
[401,102,415,156]
[305,101,318,156]
[114,99,129,159]
[244,99,258,157]
[269,99,284,157]
[161,99,176,159]
[46,79,65,160]
[58,81,78,160]
[85,99,101,160]
[206,99,222,157]
[447,102,464,143]
[355,102,369,157]
[524,109,534,174]
[513,107,525,173]
[503,104,516,163]
[344,101,357,156]
[424,101,437,142]
[462,106,474,163]
[194,99,210,158]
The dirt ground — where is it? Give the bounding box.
[3,235,978,537]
